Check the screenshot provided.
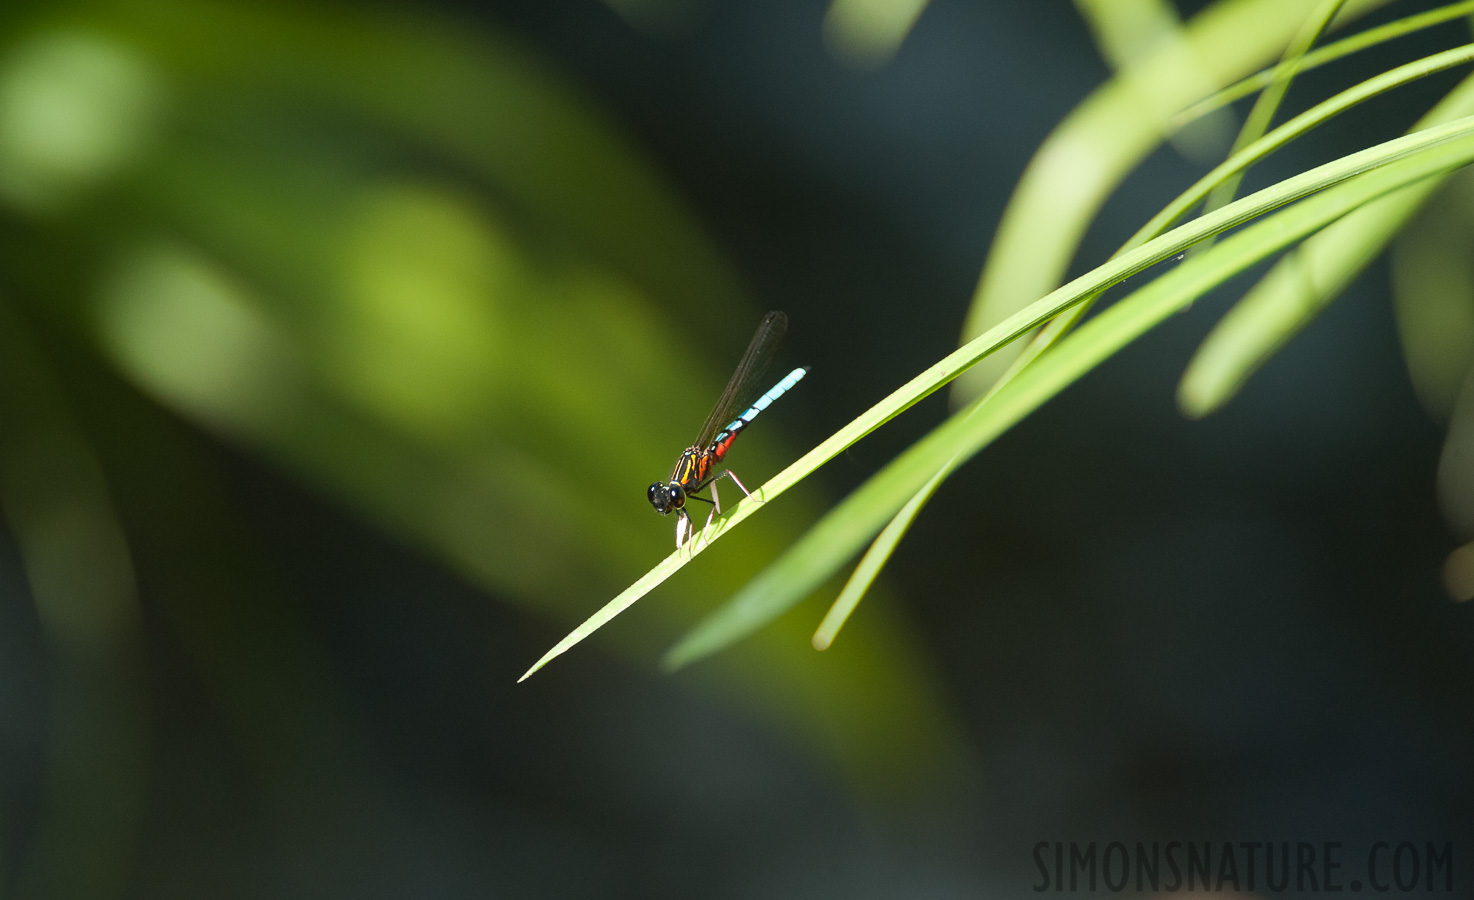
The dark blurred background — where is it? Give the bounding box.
[1,0,1471,897]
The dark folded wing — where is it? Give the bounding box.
[693,310,788,449]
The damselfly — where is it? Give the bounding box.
[647,311,807,549]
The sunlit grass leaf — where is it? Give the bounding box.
[952,0,1393,404]
[811,36,1474,649]
[1193,0,1347,244]
[1174,0,1474,127]
[528,116,1474,677]
[812,462,946,651]
[664,121,1474,671]
[1180,69,1474,418]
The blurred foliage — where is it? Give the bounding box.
[952,0,1397,402]
[1179,65,1474,417]
[1075,0,1183,71]
[0,304,146,900]
[821,0,931,67]
[975,0,1474,599]
[1392,167,1474,422]
[1389,101,1474,591]
[0,0,968,895]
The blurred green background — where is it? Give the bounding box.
[0,0,1471,897]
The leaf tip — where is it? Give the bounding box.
[1176,372,1221,420]
[517,648,562,683]
[658,645,688,673]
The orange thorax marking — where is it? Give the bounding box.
[671,447,714,491]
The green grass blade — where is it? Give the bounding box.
[1175,0,1474,128]
[1143,43,1474,248]
[1180,69,1474,417]
[959,0,1465,407]
[812,459,949,651]
[810,41,1474,648]
[813,280,1103,649]
[952,0,1393,403]
[665,122,1474,672]
[525,115,1474,680]
[1195,0,1347,246]
[815,297,1092,649]
[1236,0,1346,154]
[816,262,1115,647]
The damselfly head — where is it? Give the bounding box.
[647,481,685,515]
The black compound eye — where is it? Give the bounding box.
[648,483,673,513]
[668,484,685,506]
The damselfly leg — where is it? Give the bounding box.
[694,470,754,550]
[675,510,692,550]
